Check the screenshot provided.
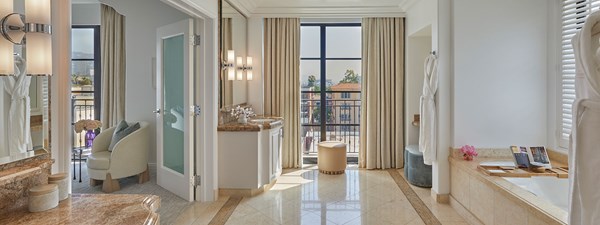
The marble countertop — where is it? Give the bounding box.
[0,194,160,225]
[218,116,284,132]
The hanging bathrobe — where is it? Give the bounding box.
[570,10,600,225]
[419,53,438,165]
[3,56,32,155]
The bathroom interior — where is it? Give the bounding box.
[0,0,594,224]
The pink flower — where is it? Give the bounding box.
[460,145,478,157]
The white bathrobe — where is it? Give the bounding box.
[570,10,600,225]
[3,56,32,155]
[419,53,438,165]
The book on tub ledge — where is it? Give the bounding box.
[510,146,552,169]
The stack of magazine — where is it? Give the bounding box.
[509,146,552,169]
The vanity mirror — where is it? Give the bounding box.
[219,0,248,108]
[0,1,50,165]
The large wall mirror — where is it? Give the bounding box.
[0,1,50,165]
[219,0,248,108]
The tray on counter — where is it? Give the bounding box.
[478,165,568,178]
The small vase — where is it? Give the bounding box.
[85,130,96,147]
[463,154,473,161]
[238,117,248,124]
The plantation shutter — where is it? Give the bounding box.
[560,0,600,147]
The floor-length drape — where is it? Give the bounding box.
[360,18,405,169]
[263,18,301,168]
[100,4,126,129]
[221,18,233,106]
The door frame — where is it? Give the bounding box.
[162,0,219,202]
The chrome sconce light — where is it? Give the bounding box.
[222,50,235,80]
[0,0,52,76]
[236,56,252,81]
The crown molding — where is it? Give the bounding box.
[225,0,259,17]
[398,0,419,11]
[250,6,406,18]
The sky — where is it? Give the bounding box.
[300,26,362,86]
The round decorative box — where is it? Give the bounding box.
[48,173,69,201]
[29,184,59,212]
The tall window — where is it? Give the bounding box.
[71,25,101,148]
[300,23,362,156]
[560,1,599,147]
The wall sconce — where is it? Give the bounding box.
[236,56,252,81]
[222,50,235,80]
[0,0,52,76]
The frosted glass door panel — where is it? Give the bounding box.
[162,34,185,174]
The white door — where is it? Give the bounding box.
[156,19,195,201]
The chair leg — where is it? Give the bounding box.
[102,173,120,193]
[90,178,102,187]
[138,165,150,184]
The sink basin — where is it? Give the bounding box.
[250,118,276,123]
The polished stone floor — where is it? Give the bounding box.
[174,165,468,225]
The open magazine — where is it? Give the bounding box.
[509,146,552,169]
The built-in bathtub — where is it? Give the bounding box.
[504,177,569,211]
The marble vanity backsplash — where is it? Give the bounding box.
[0,154,53,215]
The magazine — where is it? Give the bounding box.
[510,146,531,168]
[527,146,552,169]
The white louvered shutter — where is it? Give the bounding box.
[560,0,600,147]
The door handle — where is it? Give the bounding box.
[153,109,161,114]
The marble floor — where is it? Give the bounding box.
[173,165,468,225]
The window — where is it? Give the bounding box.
[559,0,599,147]
[72,25,101,148]
[300,23,362,155]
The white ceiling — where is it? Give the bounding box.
[228,0,416,18]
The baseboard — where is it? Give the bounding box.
[430,189,450,204]
[449,195,484,225]
[219,179,278,198]
[147,163,157,170]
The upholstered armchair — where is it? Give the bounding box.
[87,121,150,193]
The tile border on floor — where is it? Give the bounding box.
[207,196,243,225]
[388,169,442,225]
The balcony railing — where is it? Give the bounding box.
[71,91,96,148]
[301,91,361,155]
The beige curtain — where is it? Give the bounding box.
[100,4,126,129]
[221,18,233,106]
[264,18,301,168]
[360,18,405,169]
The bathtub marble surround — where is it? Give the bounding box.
[0,194,161,225]
[449,155,567,225]
[0,153,53,215]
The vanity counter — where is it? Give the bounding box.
[217,116,283,132]
[0,194,160,225]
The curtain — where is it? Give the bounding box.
[221,18,233,106]
[360,17,405,169]
[100,4,126,129]
[263,18,301,168]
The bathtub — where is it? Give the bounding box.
[504,176,569,211]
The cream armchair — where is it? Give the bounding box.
[87,121,150,193]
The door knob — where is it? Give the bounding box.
[153,109,161,114]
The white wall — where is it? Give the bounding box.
[406,0,436,37]
[72,3,100,25]
[99,0,189,163]
[452,0,549,147]
[247,16,264,114]
[405,34,432,146]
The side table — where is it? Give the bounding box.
[72,147,91,183]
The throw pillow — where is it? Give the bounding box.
[108,121,140,151]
